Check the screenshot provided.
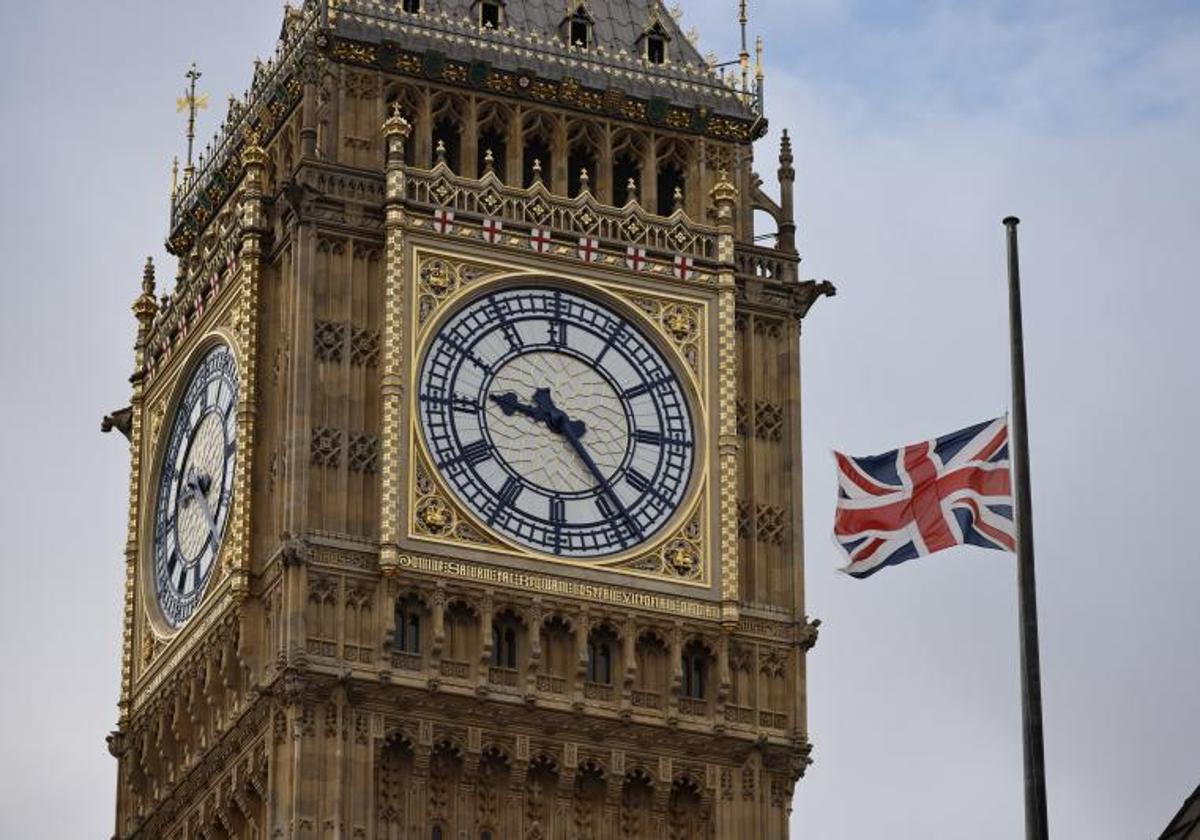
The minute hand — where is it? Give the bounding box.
[552,409,643,543]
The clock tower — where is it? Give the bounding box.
[107,1,832,837]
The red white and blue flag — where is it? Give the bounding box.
[834,416,1015,578]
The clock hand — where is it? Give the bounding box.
[532,390,642,541]
[183,469,220,545]
[490,391,548,424]
[530,388,586,438]
[491,389,586,438]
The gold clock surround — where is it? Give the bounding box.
[403,245,716,587]
[140,326,243,639]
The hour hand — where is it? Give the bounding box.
[490,391,546,423]
[530,388,586,439]
[491,390,586,439]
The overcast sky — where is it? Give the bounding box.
[1,1,1197,837]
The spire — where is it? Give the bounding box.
[777,131,797,254]
[755,35,764,109]
[778,129,794,181]
[176,62,209,176]
[737,0,749,96]
[133,257,159,339]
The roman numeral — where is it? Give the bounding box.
[595,322,627,364]
[550,498,565,524]
[626,469,652,494]
[497,477,522,508]
[634,429,662,446]
[547,318,567,348]
[461,440,492,466]
[623,381,655,399]
[489,478,523,525]
[595,495,614,519]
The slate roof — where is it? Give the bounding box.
[331,0,759,120]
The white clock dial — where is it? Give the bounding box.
[152,343,239,628]
[418,286,695,558]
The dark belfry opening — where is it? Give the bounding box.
[568,147,596,197]
[657,162,685,216]
[402,0,420,12]
[480,0,501,28]
[613,153,640,206]
[647,34,666,64]
[569,17,590,48]
[478,127,507,182]
[523,136,552,188]
[432,117,461,172]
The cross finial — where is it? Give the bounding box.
[483,148,495,174]
[142,257,156,296]
[176,62,209,173]
[391,100,404,118]
[626,177,638,204]
[435,139,447,165]
[579,167,590,191]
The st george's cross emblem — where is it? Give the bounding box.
[529,227,552,253]
[433,208,455,234]
[578,236,601,263]
[625,245,647,271]
[481,217,503,244]
[833,416,1015,578]
[672,254,695,280]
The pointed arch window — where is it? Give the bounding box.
[639,21,671,65]
[681,642,708,700]
[479,0,503,29]
[491,622,518,669]
[586,636,613,685]
[564,5,594,49]
[394,600,421,655]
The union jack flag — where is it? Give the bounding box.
[834,416,1015,578]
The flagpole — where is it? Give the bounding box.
[1004,216,1049,840]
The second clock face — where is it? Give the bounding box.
[418,286,696,558]
[153,342,239,628]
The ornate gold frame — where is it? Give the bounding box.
[403,244,718,588]
[138,326,243,640]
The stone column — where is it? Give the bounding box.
[228,135,269,603]
[379,107,411,576]
[711,171,742,626]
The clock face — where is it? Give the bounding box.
[152,343,239,628]
[418,286,696,558]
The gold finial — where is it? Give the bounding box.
[170,156,179,199]
[240,128,269,168]
[755,35,764,79]
[710,167,738,208]
[133,257,159,326]
[382,103,412,140]
[142,257,156,297]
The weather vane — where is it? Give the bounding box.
[176,62,209,176]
